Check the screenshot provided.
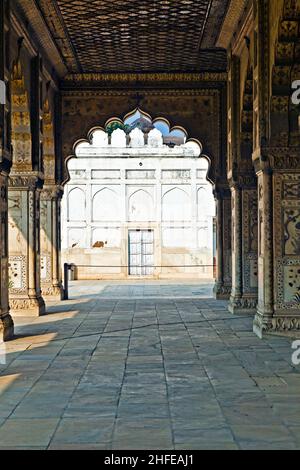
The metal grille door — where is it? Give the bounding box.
[129,230,154,276]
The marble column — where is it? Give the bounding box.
[40,186,64,300]
[254,159,300,337]
[229,179,258,315]
[228,184,243,311]
[0,171,14,340]
[214,189,232,300]
[253,168,274,336]
[8,174,45,316]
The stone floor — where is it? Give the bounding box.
[0,280,300,450]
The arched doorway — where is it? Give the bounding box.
[61,109,216,281]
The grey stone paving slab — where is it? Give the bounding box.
[0,280,299,450]
[231,425,296,449]
[0,418,59,447]
[50,417,114,445]
[175,442,239,450]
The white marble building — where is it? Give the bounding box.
[62,112,216,279]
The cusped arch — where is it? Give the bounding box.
[87,126,106,144]
[162,187,191,222]
[128,189,154,222]
[63,108,214,186]
[68,187,86,222]
[124,108,152,126]
[92,187,120,222]
[197,186,215,219]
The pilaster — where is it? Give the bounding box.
[228,175,258,315]
[213,187,232,300]
[253,149,300,337]
[40,185,64,300]
[8,174,45,316]
[0,172,14,340]
[0,0,14,341]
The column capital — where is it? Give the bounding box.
[40,184,64,201]
[213,182,231,200]
[228,171,257,190]
[253,146,300,172]
[0,157,12,176]
[8,172,44,190]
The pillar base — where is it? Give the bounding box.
[0,312,15,342]
[41,285,64,302]
[253,303,276,338]
[9,296,46,317]
[213,282,231,300]
[228,295,257,315]
[254,311,300,338]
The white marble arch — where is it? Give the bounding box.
[93,187,120,222]
[68,187,86,222]
[162,187,191,222]
[128,189,154,222]
[111,128,127,148]
[129,128,145,147]
[148,128,163,148]
[197,186,215,220]
[92,129,108,147]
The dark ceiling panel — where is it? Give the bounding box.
[38,0,229,73]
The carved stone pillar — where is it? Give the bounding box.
[214,188,232,300]
[40,186,64,300]
[229,178,258,315]
[0,172,14,340]
[254,152,300,337]
[229,184,243,310]
[8,174,45,316]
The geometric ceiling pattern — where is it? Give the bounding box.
[37,0,230,73]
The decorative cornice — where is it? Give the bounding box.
[253,146,300,171]
[61,88,222,98]
[9,172,44,190]
[231,4,254,55]
[13,0,68,78]
[34,0,79,73]
[216,0,249,49]
[61,72,228,88]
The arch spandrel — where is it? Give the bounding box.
[61,92,223,185]
[63,107,215,187]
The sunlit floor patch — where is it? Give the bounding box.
[0,281,299,450]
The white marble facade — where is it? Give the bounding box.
[62,126,215,279]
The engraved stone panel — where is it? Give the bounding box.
[8,256,26,291]
[284,265,300,303]
[284,208,300,255]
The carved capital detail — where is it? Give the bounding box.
[9,297,45,312]
[40,185,63,201]
[8,173,44,190]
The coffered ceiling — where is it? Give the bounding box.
[16,0,231,75]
